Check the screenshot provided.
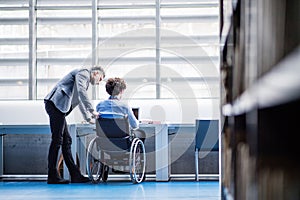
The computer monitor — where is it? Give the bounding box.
[132,107,139,120]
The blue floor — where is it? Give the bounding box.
[0,181,220,200]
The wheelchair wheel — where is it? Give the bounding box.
[129,138,146,184]
[86,137,103,183]
[102,165,109,182]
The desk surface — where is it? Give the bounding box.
[75,123,195,137]
[0,124,51,134]
[0,123,195,136]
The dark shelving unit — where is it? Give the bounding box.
[219,0,300,199]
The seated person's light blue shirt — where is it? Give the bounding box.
[96,96,139,130]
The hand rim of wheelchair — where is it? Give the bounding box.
[86,136,146,184]
[129,138,146,184]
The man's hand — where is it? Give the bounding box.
[88,118,96,124]
[92,111,99,119]
[81,120,89,124]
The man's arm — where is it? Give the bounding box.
[75,70,98,122]
[75,70,94,112]
[78,100,92,122]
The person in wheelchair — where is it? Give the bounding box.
[87,77,146,183]
[96,77,146,143]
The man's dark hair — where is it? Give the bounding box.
[106,77,126,96]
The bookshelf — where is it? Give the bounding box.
[219,0,300,199]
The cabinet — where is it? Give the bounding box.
[219,0,300,199]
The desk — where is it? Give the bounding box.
[76,123,170,182]
[1,123,170,181]
[0,124,77,180]
[142,123,170,182]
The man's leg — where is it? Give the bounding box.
[45,101,69,184]
[62,122,90,183]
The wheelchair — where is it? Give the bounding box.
[86,113,146,184]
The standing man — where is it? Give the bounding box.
[44,66,105,184]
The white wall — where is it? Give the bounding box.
[0,99,219,125]
[0,100,76,125]
[127,99,220,124]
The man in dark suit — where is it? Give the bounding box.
[44,66,105,184]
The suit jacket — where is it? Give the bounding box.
[44,68,94,120]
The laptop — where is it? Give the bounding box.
[132,107,139,120]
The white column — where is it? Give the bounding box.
[29,0,37,100]
[155,124,170,181]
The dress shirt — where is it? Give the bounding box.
[96,96,139,129]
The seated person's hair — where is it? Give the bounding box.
[106,77,126,96]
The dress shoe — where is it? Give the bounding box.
[47,177,70,184]
[71,175,90,183]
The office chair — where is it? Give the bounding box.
[195,119,219,181]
